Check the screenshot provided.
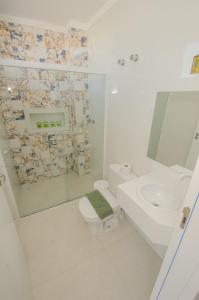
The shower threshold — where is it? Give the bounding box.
[17,172,96,217]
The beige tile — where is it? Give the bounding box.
[33,250,132,300]
[18,200,104,287]
[97,216,139,247]
[103,228,162,300]
[29,232,104,288]
[18,200,161,300]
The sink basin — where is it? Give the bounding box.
[137,184,179,212]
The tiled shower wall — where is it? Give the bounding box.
[0,66,91,184]
[0,20,88,66]
[0,19,92,184]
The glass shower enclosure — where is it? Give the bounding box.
[0,65,106,216]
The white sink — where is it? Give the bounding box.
[137,183,179,212]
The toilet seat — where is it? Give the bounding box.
[79,180,120,223]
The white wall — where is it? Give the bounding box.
[0,182,32,300]
[88,0,199,176]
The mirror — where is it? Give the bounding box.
[148,91,199,170]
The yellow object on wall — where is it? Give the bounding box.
[191,55,199,74]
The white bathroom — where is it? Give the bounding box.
[0,0,199,300]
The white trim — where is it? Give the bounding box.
[0,0,119,31]
[0,13,68,33]
[103,74,111,179]
[67,19,89,31]
[0,59,107,75]
[69,0,119,30]
[87,0,119,29]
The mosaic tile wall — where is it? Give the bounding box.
[0,66,91,184]
[0,20,88,66]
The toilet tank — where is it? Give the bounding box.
[108,164,136,197]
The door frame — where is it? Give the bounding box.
[150,157,199,299]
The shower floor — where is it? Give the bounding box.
[17,173,95,217]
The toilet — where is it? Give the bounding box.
[79,164,137,234]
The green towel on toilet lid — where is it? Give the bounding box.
[86,190,114,220]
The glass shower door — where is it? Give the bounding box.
[0,65,106,216]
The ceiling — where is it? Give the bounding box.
[0,0,114,29]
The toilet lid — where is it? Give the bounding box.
[79,184,120,222]
[79,197,99,222]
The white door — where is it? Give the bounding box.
[0,174,32,300]
[186,120,199,170]
[179,262,199,300]
[150,157,199,299]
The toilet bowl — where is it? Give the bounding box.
[79,164,137,234]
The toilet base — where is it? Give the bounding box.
[88,210,123,235]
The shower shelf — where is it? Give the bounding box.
[25,109,69,133]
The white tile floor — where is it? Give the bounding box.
[18,173,94,216]
[17,200,162,300]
